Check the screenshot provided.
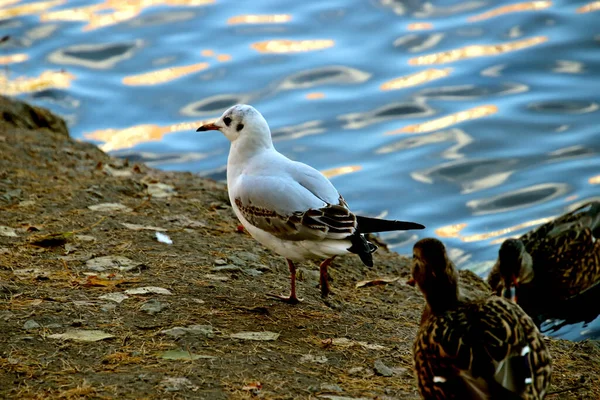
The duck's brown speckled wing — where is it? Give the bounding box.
[522,201,600,297]
[414,296,551,400]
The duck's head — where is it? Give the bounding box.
[412,238,459,314]
[497,238,534,302]
[196,104,272,148]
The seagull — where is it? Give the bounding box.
[411,238,552,399]
[197,104,424,303]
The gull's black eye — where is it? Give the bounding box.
[223,117,231,126]
[236,123,244,132]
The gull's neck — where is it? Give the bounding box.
[227,128,276,183]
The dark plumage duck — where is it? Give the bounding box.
[412,238,552,400]
[487,201,600,318]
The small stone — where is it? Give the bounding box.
[300,354,328,364]
[243,268,262,277]
[18,200,36,207]
[211,265,242,273]
[75,234,96,242]
[88,203,132,212]
[226,255,246,266]
[250,263,272,272]
[320,383,343,393]
[23,319,40,330]
[347,367,373,377]
[160,325,214,338]
[235,251,260,263]
[99,292,129,303]
[159,377,198,392]
[213,258,227,265]
[140,299,167,315]
[86,256,142,272]
[374,359,393,377]
[204,274,229,282]
[391,366,409,377]
[0,226,18,237]
[101,303,117,312]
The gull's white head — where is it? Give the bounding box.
[196,104,272,147]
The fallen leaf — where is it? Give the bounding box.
[48,329,114,342]
[86,256,143,272]
[121,222,167,231]
[158,349,216,361]
[230,331,279,341]
[355,276,399,288]
[99,292,129,303]
[125,286,172,295]
[0,226,17,237]
[88,203,132,212]
[155,232,173,244]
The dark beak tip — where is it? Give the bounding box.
[196,126,206,132]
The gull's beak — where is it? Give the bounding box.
[196,122,220,132]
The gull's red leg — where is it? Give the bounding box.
[267,259,303,304]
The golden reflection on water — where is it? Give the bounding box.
[386,105,498,135]
[227,14,292,25]
[0,53,28,65]
[407,22,433,30]
[409,36,548,65]
[321,165,362,179]
[577,1,600,13]
[468,1,552,22]
[380,68,452,91]
[85,121,200,152]
[590,175,600,184]
[437,216,554,243]
[40,0,214,31]
[0,70,75,95]
[122,62,210,86]
[251,40,335,53]
[305,92,325,100]
[0,0,64,20]
[435,223,467,238]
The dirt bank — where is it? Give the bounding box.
[1,96,599,399]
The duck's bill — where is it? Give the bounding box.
[196,122,220,132]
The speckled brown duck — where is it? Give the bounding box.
[411,238,552,400]
[487,201,600,317]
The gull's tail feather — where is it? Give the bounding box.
[356,216,425,234]
[347,233,377,267]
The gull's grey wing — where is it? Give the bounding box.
[232,162,357,241]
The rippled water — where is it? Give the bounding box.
[3,0,600,340]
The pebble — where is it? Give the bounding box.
[373,359,394,377]
[235,251,260,263]
[213,258,227,265]
[242,268,263,277]
[226,255,246,266]
[101,303,117,312]
[140,299,167,315]
[347,366,373,378]
[23,319,40,330]
[320,383,343,393]
[211,265,242,273]
[160,324,214,338]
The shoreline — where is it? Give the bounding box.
[1,96,599,399]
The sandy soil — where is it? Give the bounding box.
[1,96,599,399]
